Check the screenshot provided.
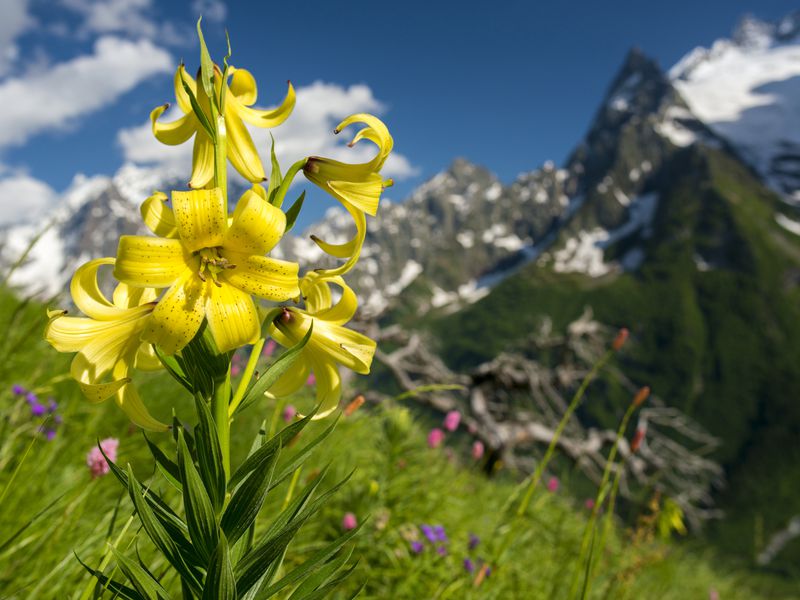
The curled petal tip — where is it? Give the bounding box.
[262,177,268,182]
[310,234,321,242]
[347,142,355,148]
[333,128,340,135]
[163,102,170,109]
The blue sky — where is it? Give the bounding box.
[0,0,797,227]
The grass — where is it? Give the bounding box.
[0,284,797,598]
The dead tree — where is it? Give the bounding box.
[359,308,724,529]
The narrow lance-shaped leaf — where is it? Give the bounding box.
[75,554,142,600]
[229,410,316,488]
[181,78,216,141]
[126,465,204,595]
[270,416,338,492]
[196,17,216,107]
[267,135,282,204]
[284,191,305,233]
[177,427,219,563]
[111,547,171,600]
[143,433,181,491]
[285,547,355,600]
[194,395,226,512]
[221,445,280,546]
[236,324,313,414]
[203,534,237,600]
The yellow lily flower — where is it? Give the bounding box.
[303,113,394,276]
[150,64,296,189]
[114,187,300,355]
[268,271,376,419]
[44,258,168,431]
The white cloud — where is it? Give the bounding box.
[116,80,418,181]
[0,36,172,148]
[0,0,33,75]
[192,0,227,23]
[61,0,156,38]
[0,171,58,223]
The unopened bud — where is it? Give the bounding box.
[344,394,365,417]
[631,427,646,453]
[633,386,650,407]
[612,328,629,351]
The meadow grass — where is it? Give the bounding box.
[0,287,795,599]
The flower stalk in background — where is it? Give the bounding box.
[43,18,393,597]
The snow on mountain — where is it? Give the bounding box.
[670,12,800,203]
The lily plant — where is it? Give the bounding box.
[44,19,392,599]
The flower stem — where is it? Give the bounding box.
[272,159,307,208]
[228,337,265,418]
[211,372,231,481]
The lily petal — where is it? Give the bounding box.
[113,284,158,310]
[311,201,366,276]
[233,81,296,128]
[336,113,393,172]
[70,258,117,320]
[307,354,342,419]
[172,188,227,252]
[189,131,215,189]
[302,275,358,325]
[115,379,169,431]
[133,342,162,371]
[45,305,153,353]
[265,356,310,398]
[328,176,383,216]
[115,236,189,288]
[141,191,178,238]
[225,107,267,183]
[205,283,260,353]
[151,105,196,145]
[142,272,205,355]
[174,64,195,113]
[223,252,299,301]
[225,189,286,255]
[229,67,257,105]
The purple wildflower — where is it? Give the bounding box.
[25,392,37,404]
[420,524,436,544]
[53,414,63,425]
[47,399,58,413]
[468,533,480,550]
[433,525,448,543]
[463,558,475,573]
[435,545,447,557]
[12,384,25,395]
[410,541,424,554]
[30,402,46,417]
[45,429,57,441]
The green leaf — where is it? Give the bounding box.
[111,548,171,600]
[285,547,354,600]
[236,324,313,414]
[193,396,227,512]
[267,135,282,205]
[290,561,360,600]
[177,427,220,563]
[203,534,237,600]
[270,417,338,492]
[284,191,305,233]
[143,434,181,491]
[153,346,192,393]
[126,465,204,595]
[255,525,362,599]
[196,17,216,107]
[76,553,143,600]
[181,78,216,141]
[229,411,315,489]
[221,445,280,546]
[0,492,66,554]
[218,30,232,114]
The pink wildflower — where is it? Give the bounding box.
[471,440,485,460]
[547,476,559,493]
[262,339,277,357]
[427,428,445,449]
[231,364,242,377]
[282,405,297,423]
[584,498,595,510]
[443,410,461,432]
[306,373,316,386]
[87,438,119,478]
[342,512,357,531]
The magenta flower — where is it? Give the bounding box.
[282,404,297,423]
[45,429,56,441]
[547,476,559,493]
[584,498,595,510]
[87,438,119,478]
[305,373,316,386]
[12,384,25,395]
[410,541,424,554]
[30,402,46,417]
[443,410,461,432]
[435,545,447,557]
[427,428,445,449]
[471,440,485,460]
[421,524,436,543]
[263,339,277,357]
[342,512,357,531]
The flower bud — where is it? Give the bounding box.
[612,327,629,351]
[633,386,650,407]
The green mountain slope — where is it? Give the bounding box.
[429,145,800,572]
